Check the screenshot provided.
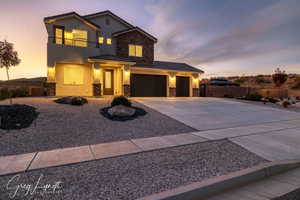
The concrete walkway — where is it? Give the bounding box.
[136,98,300,162]
[206,167,300,200]
[1,117,300,176]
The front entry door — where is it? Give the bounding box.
[103,69,114,95]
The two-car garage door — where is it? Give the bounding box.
[130,74,190,97]
[130,74,167,97]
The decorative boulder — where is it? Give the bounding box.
[108,105,136,117]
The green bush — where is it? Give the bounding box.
[244,93,263,101]
[111,96,131,107]
[71,97,88,106]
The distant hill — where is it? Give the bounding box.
[0,77,47,87]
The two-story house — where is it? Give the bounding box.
[44,10,204,97]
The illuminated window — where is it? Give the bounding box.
[72,29,87,47]
[64,32,73,46]
[107,38,112,45]
[64,66,84,85]
[128,44,143,57]
[98,37,104,44]
[55,28,63,44]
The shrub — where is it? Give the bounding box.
[0,87,10,100]
[70,97,88,106]
[266,97,280,104]
[111,96,131,107]
[272,68,288,87]
[244,93,263,101]
[282,100,290,108]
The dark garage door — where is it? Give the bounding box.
[176,76,190,97]
[131,74,167,97]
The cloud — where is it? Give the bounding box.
[148,0,300,67]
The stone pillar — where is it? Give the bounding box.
[193,88,200,97]
[45,82,56,96]
[123,84,130,97]
[169,87,176,97]
[93,83,101,97]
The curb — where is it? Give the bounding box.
[137,159,300,200]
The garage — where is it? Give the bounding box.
[130,74,167,97]
[176,76,190,97]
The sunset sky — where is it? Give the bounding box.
[0,0,299,80]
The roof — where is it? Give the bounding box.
[88,55,136,63]
[113,27,158,43]
[44,12,100,30]
[44,10,157,43]
[133,61,204,73]
[83,10,134,28]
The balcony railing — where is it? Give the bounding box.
[49,37,99,48]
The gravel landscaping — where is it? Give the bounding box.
[0,98,195,156]
[0,139,267,200]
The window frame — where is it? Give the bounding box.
[53,25,65,45]
[128,44,143,57]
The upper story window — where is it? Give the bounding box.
[107,38,112,45]
[98,37,104,44]
[129,44,143,57]
[105,18,110,25]
[54,26,88,47]
[54,26,64,45]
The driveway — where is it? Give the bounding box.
[136,97,300,161]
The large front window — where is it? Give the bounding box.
[64,29,88,47]
[64,66,84,85]
[54,26,88,47]
[129,44,143,57]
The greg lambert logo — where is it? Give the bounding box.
[6,174,63,199]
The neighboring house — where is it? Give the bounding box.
[44,10,204,97]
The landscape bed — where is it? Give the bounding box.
[0,98,195,156]
[0,139,267,200]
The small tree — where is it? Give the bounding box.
[0,40,21,104]
[272,68,287,88]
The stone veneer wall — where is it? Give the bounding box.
[45,82,56,96]
[93,83,101,96]
[123,84,130,97]
[115,30,154,64]
[192,88,200,97]
[169,88,176,97]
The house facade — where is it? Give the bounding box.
[44,10,204,97]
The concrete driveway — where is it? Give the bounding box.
[136,97,300,161]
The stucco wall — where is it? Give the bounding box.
[87,14,130,56]
[56,63,93,96]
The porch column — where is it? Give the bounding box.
[93,63,102,97]
[123,65,131,97]
[46,66,56,96]
[168,72,176,97]
[192,73,200,97]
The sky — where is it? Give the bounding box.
[0,0,300,80]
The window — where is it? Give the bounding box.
[64,66,84,85]
[107,38,112,45]
[55,27,64,44]
[105,18,110,25]
[64,31,73,46]
[72,29,87,47]
[98,37,104,44]
[128,44,143,57]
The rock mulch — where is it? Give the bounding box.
[0,98,195,156]
[0,139,267,200]
[0,104,39,130]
